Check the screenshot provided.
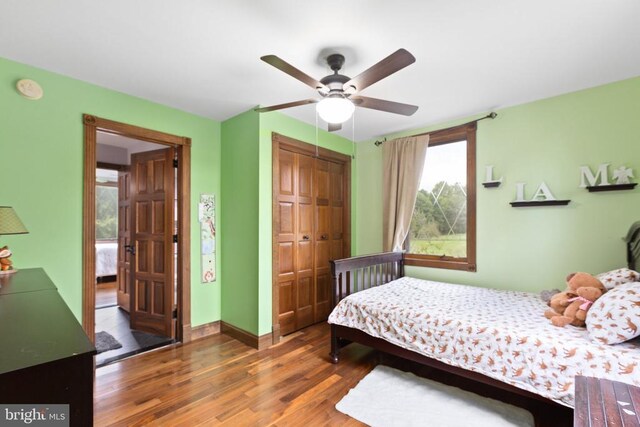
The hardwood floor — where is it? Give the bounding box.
[96,282,117,307]
[95,323,572,426]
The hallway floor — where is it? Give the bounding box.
[95,306,173,367]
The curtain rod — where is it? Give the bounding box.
[374,112,497,146]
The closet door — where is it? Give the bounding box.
[295,153,315,330]
[273,134,351,337]
[276,150,315,334]
[314,159,332,322]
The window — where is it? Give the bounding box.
[96,168,118,241]
[404,123,476,271]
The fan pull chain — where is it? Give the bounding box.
[351,109,356,159]
[315,109,319,158]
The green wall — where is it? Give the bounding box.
[0,57,222,327]
[355,76,640,292]
[220,109,354,336]
[220,110,260,333]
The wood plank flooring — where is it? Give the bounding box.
[95,323,573,426]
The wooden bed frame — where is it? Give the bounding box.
[329,226,640,406]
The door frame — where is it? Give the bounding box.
[82,114,192,344]
[271,132,351,343]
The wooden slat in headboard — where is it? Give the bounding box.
[626,221,640,271]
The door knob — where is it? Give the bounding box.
[321,234,328,240]
[302,235,310,240]
[125,244,136,255]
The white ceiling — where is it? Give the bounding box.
[97,132,162,154]
[1,1,639,141]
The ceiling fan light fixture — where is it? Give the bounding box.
[316,96,355,124]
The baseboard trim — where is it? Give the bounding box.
[190,320,220,341]
[220,321,272,350]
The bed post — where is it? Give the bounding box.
[330,262,341,363]
[330,324,340,364]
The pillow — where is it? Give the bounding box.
[586,281,640,344]
[596,268,640,290]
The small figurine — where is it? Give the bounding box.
[613,166,634,185]
[0,246,14,272]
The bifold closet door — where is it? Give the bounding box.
[276,148,347,334]
[276,150,314,335]
[313,159,345,322]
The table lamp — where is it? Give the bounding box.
[0,206,29,275]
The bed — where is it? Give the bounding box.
[95,241,118,278]
[328,225,640,409]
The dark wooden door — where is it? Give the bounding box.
[130,148,175,338]
[276,150,315,335]
[276,145,349,335]
[117,169,131,312]
[314,159,332,323]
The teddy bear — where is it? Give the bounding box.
[544,272,607,327]
[0,246,13,272]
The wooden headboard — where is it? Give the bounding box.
[330,252,404,306]
[626,221,640,271]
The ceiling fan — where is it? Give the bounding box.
[255,49,419,131]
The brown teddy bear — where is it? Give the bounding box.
[0,246,13,272]
[544,272,607,327]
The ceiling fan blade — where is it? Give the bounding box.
[261,55,327,91]
[254,99,318,113]
[328,123,342,132]
[351,96,418,116]
[343,49,416,93]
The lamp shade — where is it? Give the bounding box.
[316,96,355,124]
[0,207,28,235]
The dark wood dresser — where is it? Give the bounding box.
[0,268,96,426]
[575,376,640,427]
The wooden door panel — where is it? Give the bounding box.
[136,201,150,233]
[278,242,294,274]
[315,272,331,322]
[330,162,344,202]
[315,204,330,238]
[152,200,165,233]
[279,202,294,234]
[298,155,314,198]
[296,276,314,328]
[136,240,149,273]
[332,207,343,235]
[153,242,165,274]
[315,160,330,200]
[152,281,165,314]
[298,204,313,236]
[117,170,131,312]
[279,151,295,196]
[130,148,175,338]
[330,240,343,263]
[277,149,298,335]
[297,241,312,272]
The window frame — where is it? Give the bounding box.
[403,122,477,272]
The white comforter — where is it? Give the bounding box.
[95,242,117,277]
[328,277,640,407]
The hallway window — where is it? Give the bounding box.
[96,168,118,241]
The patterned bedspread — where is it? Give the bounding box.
[328,277,640,407]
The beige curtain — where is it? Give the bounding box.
[383,135,429,252]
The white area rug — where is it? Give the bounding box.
[336,365,534,427]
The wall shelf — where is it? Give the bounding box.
[482,181,501,188]
[586,183,637,192]
[510,200,571,207]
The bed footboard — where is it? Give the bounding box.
[329,252,404,363]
